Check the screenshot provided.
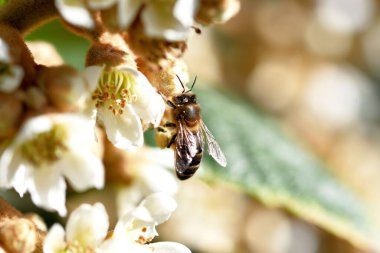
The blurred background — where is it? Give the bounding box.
[19,0,380,252]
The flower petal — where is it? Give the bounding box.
[116,182,144,217]
[55,0,95,29]
[66,203,109,247]
[10,162,30,197]
[28,167,67,216]
[98,106,143,149]
[82,66,103,92]
[57,150,104,191]
[137,164,178,196]
[0,38,10,63]
[87,0,118,10]
[141,0,196,41]
[173,0,198,27]
[117,0,144,28]
[129,70,165,127]
[43,224,66,253]
[140,192,177,224]
[148,242,192,253]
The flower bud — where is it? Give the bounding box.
[0,92,22,138]
[0,24,36,88]
[196,0,240,25]
[0,218,37,253]
[36,65,86,112]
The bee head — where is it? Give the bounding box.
[173,93,197,106]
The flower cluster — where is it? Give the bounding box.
[44,193,189,253]
[0,0,239,252]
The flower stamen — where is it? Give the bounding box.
[19,124,68,167]
[92,70,137,116]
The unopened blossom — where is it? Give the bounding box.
[55,0,199,41]
[91,66,165,150]
[100,192,191,253]
[43,202,109,253]
[0,38,24,93]
[116,147,178,217]
[0,114,104,216]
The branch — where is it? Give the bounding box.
[0,0,58,35]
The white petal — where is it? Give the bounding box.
[28,168,67,216]
[82,66,103,92]
[0,146,17,188]
[98,106,144,150]
[139,192,177,224]
[173,0,198,27]
[99,239,150,253]
[117,0,144,28]
[43,224,66,253]
[0,38,10,63]
[10,163,30,197]
[116,193,177,241]
[116,183,144,217]
[13,115,53,144]
[57,150,104,191]
[130,70,165,126]
[88,0,118,9]
[55,0,95,29]
[0,65,24,93]
[141,1,194,41]
[66,203,109,247]
[137,165,178,196]
[148,242,192,253]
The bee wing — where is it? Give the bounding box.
[201,120,227,167]
[175,120,202,167]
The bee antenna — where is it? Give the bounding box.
[189,75,197,91]
[176,74,186,93]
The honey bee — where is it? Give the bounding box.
[159,76,227,180]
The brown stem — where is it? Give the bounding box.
[0,0,58,35]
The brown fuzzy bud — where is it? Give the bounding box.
[0,218,37,253]
[26,41,64,67]
[0,92,23,138]
[128,21,187,63]
[0,199,45,253]
[86,42,127,68]
[196,0,240,25]
[0,24,36,88]
[36,65,86,112]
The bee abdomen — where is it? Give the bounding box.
[176,151,203,180]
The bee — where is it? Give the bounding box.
[159,76,227,180]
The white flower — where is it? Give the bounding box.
[0,38,24,93]
[44,202,109,253]
[100,192,191,253]
[116,147,178,217]
[0,114,104,216]
[119,0,199,41]
[91,66,165,150]
[55,0,118,29]
[55,0,199,41]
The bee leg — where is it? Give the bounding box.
[164,122,176,128]
[157,126,166,133]
[158,91,177,108]
[167,133,177,148]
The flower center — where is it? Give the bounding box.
[60,240,96,253]
[19,124,68,167]
[92,70,137,115]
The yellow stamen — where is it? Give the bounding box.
[19,124,68,167]
[92,70,137,116]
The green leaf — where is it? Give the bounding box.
[197,85,379,250]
